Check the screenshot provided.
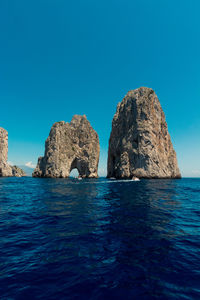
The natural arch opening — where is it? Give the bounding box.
[69,168,79,178]
[69,157,90,178]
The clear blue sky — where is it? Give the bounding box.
[0,0,200,177]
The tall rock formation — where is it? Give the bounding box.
[0,128,26,177]
[107,87,181,179]
[33,115,100,178]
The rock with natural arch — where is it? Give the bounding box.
[33,115,100,178]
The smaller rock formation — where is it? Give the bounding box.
[11,165,26,177]
[107,87,181,179]
[0,127,26,177]
[33,115,100,178]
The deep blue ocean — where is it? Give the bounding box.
[0,177,199,300]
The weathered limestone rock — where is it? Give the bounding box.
[107,87,181,179]
[33,115,100,178]
[0,127,26,177]
[0,128,13,176]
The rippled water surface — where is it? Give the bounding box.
[0,177,199,299]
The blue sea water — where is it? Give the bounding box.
[0,177,199,300]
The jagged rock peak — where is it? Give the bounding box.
[33,115,100,178]
[107,87,181,179]
[0,127,26,177]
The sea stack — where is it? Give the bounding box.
[107,87,181,179]
[33,115,100,178]
[0,127,26,177]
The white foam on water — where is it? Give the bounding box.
[75,179,139,184]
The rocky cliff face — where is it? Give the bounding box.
[0,128,12,176]
[0,128,26,177]
[33,115,100,178]
[107,87,181,179]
